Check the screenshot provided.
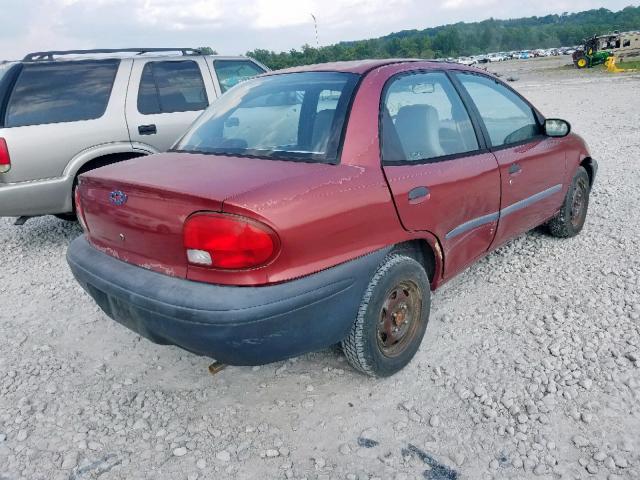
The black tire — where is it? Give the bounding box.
[546,167,590,238]
[341,254,431,377]
[574,54,589,69]
[54,212,77,222]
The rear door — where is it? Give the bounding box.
[381,70,501,278]
[126,57,216,153]
[453,72,566,248]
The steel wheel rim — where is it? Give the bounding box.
[570,177,588,228]
[376,280,422,358]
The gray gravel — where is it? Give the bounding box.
[1,57,639,479]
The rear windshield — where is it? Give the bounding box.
[175,72,359,163]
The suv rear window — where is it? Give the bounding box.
[137,60,209,115]
[5,60,119,128]
[213,60,265,93]
[175,72,359,164]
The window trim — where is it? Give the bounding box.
[451,70,547,152]
[378,68,488,167]
[0,63,23,128]
[3,59,120,128]
[137,59,210,116]
[212,59,267,94]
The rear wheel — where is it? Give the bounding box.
[341,254,430,377]
[546,167,590,238]
[54,212,77,222]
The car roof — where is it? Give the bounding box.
[266,58,468,75]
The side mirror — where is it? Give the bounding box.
[544,119,571,138]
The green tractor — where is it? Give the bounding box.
[573,31,640,69]
[573,36,612,69]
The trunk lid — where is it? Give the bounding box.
[79,152,326,278]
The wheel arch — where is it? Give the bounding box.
[580,157,596,187]
[64,142,151,180]
[59,143,149,212]
[389,236,443,290]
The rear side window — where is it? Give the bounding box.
[138,61,208,115]
[5,60,119,128]
[381,71,479,163]
[456,73,541,147]
[213,60,265,93]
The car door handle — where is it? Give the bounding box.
[138,124,157,135]
[509,163,522,175]
[408,186,430,204]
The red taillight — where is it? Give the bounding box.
[0,138,10,173]
[183,213,279,270]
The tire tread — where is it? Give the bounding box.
[341,254,418,377]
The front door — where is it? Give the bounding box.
[126,57,216,153]
[454,72,566,248]
[381,71,501,278]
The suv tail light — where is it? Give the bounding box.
[0,138,10,173]
[183,213,280,270]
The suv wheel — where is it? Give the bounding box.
[54,213,77,222]
[546,166,590,238]
[342,254,430,377]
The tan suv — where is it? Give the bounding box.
[0,48,267,222]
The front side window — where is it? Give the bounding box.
[381,71,479,163]
[213,60,265,93]
[5,60,119,128]
[175,72,359,163]
[456,73,541,147]
[138,60,208,115]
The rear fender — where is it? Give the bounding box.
[64,142,144,180]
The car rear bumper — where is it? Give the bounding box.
[0,176,73,217]
[67,236,389,365]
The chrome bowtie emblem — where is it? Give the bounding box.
[109,190,127,206]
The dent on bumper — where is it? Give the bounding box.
[66,236,389,365]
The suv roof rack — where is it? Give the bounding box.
[23,48,204,62]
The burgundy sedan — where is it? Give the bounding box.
[67,59,596,377]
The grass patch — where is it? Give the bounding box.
[616,60,640,69]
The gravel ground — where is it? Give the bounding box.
[1,56,639,480]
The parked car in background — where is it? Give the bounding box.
[67,59,597,377]
[0,48,267,221]
[456,56,477,66]
[487,53,506,62]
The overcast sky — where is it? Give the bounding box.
[0,0,636,60]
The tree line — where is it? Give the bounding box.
[246,6,640,70]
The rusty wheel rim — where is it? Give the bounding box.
[377,280,422,358]
[570,177,588,228]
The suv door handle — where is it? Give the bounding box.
[138,124,157,135]
[509,163,522,175]
[408,186,430,204]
